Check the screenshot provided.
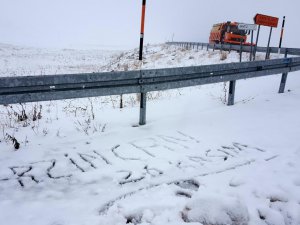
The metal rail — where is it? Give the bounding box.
[1,44,300,125]
[167,41,300,56]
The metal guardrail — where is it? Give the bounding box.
[1,43,300,125]
[167,42,300,56]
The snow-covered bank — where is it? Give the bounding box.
[0,44,300,225]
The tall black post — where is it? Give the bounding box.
[265,27,273,60]
[253,25,261,60]
[239,40,243,62]
[139,0,147,125]
[278,16,286,55]
[250,30,254,61]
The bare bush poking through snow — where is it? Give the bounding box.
[220,52,228,61]
[5,133,20,150]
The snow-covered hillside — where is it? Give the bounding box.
[0,44,300,225]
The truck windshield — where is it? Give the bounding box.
[230,26,246,36]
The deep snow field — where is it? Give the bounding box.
[0,43,300,225]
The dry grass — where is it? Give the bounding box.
[220,52,228,61]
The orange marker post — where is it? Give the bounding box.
[278,16,286,55]
[139,0,146,61]
[138,0,147,125]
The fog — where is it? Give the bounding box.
[0,0,299,49]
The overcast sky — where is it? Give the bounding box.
[0,0,299,49]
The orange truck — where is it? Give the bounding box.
[209,21,252,45]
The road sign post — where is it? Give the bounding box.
[266,27,273,59]
[253,25,261,60]
[239,40,243,62]
[250,30,254,61]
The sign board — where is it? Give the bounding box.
[238,23,257,31]
[254,14,279,27]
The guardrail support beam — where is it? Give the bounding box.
[279,50,289,93]
[139,92,147,125]
[227,81,236,106]
[278,73,288,93]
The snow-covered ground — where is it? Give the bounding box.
[0,44,300,225]
[0,43,120,77]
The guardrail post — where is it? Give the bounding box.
[229,44,232,53]
[206,44,209,51]
[213,44,216,51]
[279,50,289,93]
[227,81,236,106]
[139,92,147,125]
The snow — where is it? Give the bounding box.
[183,193,249,225]
[0,43,120,77]
[0,43,300,225]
